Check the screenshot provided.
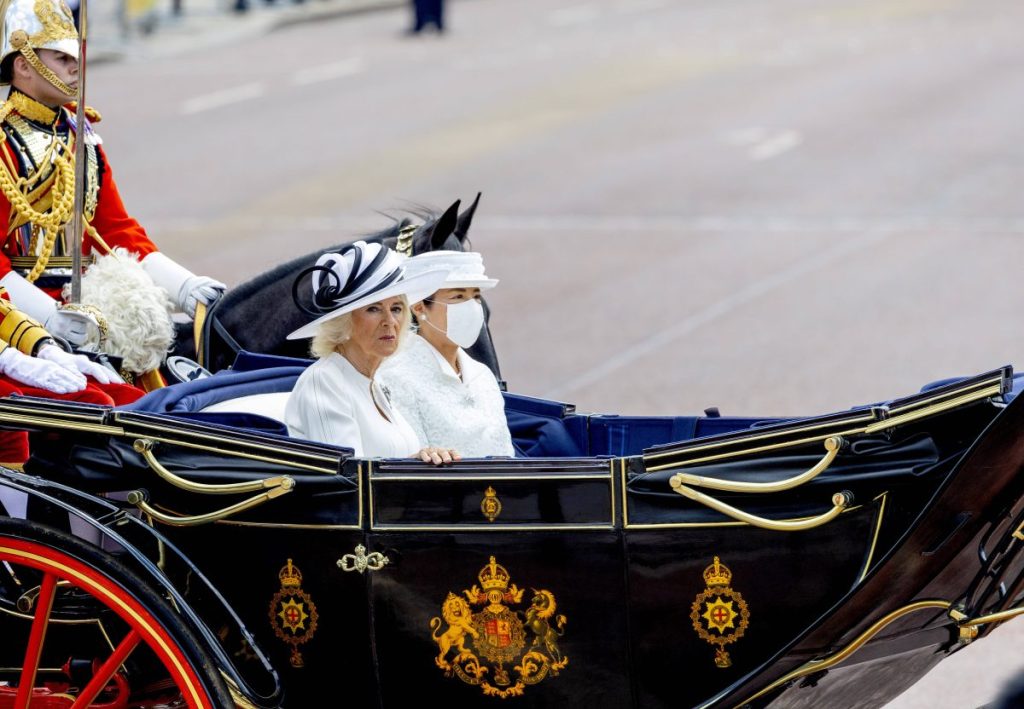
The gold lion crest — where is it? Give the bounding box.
[268,559,319,668]
[429,556,568,698]
[690,556,750,668]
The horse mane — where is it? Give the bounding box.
[362,204,469,253]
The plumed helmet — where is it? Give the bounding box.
[0,0,78,85]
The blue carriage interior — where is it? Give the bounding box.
[120,352,1024,459]
[119,351,781,458]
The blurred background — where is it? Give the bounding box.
[78,0,1023,705]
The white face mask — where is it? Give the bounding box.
[425,299,484,348]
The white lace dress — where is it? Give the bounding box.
[285,352,420,458]
[378,335,514,458]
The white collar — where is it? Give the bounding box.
[421,337,466,381]
[327,351,371,384]
[329,351,403,422]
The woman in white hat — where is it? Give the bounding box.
[378,251,514,458]
[284,241,459,464]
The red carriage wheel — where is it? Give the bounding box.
[0,517,233,708]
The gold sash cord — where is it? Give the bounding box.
[0,102,116,282]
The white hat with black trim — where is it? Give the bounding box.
[399,250,498,290]
[287,241,449,340]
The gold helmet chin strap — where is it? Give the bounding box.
[10,29,74,97]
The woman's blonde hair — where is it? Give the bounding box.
[310,296,413,359]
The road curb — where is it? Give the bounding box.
[268,0,406,32]
[89,0,407,65]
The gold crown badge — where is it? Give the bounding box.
[279,559,303,588]
[478,556,511,592]
[702,556,732,587]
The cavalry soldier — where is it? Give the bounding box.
[0,0,224,383]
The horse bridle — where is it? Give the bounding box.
[395,223,418,257]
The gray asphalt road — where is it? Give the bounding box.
[86,0,1023,705]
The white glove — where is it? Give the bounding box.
[142,252,225,320]
[0,271,57,323]
[43,309,102,351]
[0,347,85,394]
[37,344,122,385]
[179,275,226,319]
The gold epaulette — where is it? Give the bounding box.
[66,102,102,123]
[0,295,51,355]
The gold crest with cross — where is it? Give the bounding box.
[429,556,568,699]
[268,559,319,668]
[690,556,750,668]
[480,486,502,522]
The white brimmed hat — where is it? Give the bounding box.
[400,250,498,290]
[287,241,449,340]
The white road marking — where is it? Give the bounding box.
[180,83,265,115]
[724,126,768,146]
[748,130,803,160]
[613,0,670,14]
[547,4,601,27]
[292,58,364,86]
[544,230,895,399]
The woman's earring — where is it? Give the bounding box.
[419,312,428,320]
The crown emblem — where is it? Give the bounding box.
[270,558,318,668]
[279,559,303,588]
[692,556,749,668]
[702,556,731,587]
[478,556,511,592]
[480,486,502,522]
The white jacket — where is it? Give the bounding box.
[285,352,420,458]
[378,335,515,458]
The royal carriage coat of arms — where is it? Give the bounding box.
[429,556,568,699]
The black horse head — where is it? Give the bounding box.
[194,194,501,378]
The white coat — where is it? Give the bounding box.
[378,334,514,458]
[285,352,420,458]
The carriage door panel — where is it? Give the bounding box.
[622,449,889,708]
[163,461,375,707]
[367,459,631,709]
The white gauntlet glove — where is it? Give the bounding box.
[43,309,103,351]
[141,252,225,320]
[0,272,104,351]
[0,347,85,394]
[179,275,226,320]
[37,344,122,384]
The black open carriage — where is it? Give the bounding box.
[0,217,1021,708]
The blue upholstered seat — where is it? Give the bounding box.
[122,365,307,435]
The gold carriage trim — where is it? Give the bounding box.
[429,556,568,698]
[268,559,319,668]
[690,556,750,668]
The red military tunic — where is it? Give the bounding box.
[0,93,158,292]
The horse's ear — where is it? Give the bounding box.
[427,199,461,251]
[454,192,482,244]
